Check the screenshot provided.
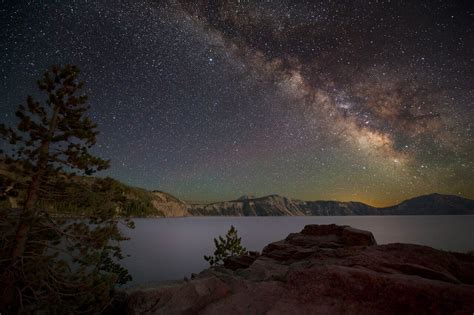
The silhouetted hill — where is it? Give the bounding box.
[380,193,474,215]
[0,163,189,217]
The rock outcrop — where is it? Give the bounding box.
[123,224,474,314]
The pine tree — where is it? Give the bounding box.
[204,225,247,266]
[0,65,132,313]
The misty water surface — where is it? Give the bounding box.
[120,215,474,287]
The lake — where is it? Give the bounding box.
[120,215,474,287]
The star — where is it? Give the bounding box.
[0,0,472,206]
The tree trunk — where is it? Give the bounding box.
[0,103,60,311]
[9,168,44,257]
[0,165,48,313]
[9,100,60,259]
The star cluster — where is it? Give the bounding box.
[0,0,473,206]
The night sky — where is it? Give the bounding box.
[1,1,473,206]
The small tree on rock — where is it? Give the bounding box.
[204,225,247,266]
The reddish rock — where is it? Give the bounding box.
[223,251,260,271]
[124,224,474,314]
[300,224,377,246]
[125,277,230,314]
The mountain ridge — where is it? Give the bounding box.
[1,166,473,217]
[186,193,474,217]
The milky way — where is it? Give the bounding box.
[0,1,473,206]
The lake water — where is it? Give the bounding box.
[120,216,474,287]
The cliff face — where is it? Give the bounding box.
[188,195,305,216]
[188,194,474,216]
[123,224,474,314]
[150,191,189,217]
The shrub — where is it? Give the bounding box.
[204,225,247,266]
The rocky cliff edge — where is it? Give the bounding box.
[122,224,474,314]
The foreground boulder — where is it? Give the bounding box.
[124,224,474,314]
